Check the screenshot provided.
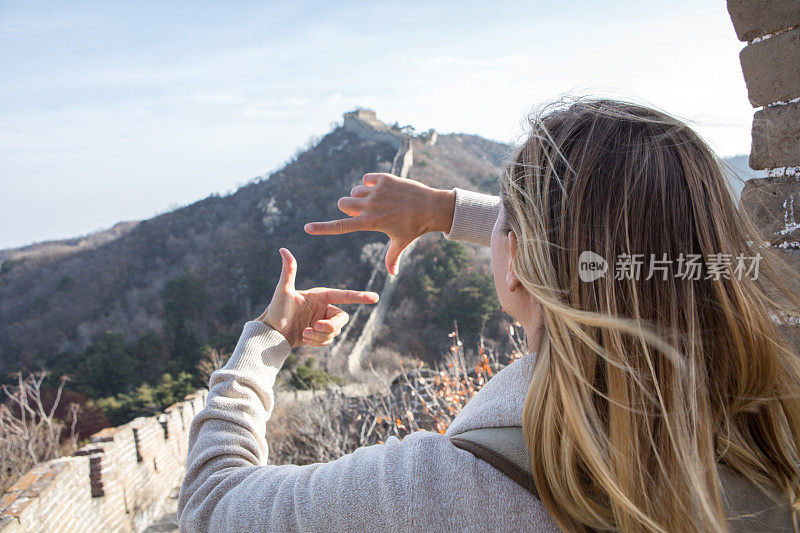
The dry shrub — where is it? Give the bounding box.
[267,392,361,464]
[359,345,405,384]
[196,347,230,385]
[0,372,80,491]
[266,321,527,465]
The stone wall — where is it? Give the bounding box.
[0,383,376,533]
[729,0,800,248]
[0,391,207,532]
[342,109,402,151]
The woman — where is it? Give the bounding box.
[178,98,800,532]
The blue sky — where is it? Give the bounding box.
[0,1,753,249]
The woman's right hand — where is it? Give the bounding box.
[304,173,456,275]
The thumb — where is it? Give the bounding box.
[385,238,408,276]
[278,248,297,291]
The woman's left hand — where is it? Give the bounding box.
[256,248,380,348]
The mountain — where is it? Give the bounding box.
[0,109,764,380]
[0,110,507,378]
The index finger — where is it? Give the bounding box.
[304,217,367,235]
[322,288,380,305]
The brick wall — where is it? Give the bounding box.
[729,0,800,249]
[0,391,207,532]
[342,109,403,151]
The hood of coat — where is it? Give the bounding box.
[444,352,537,437]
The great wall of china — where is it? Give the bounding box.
[731,0,800,247]
[341,109,419,375]
[2,3,798,529]
[0,391,207,532]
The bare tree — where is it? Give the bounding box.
[196,348,230,385]
[0,371,80,491]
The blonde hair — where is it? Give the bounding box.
[499,98,800,532]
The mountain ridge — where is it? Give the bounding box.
[0,109,766,378]
[0,110,508,376]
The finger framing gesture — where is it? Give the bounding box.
[257,248,380,348]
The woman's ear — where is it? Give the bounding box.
[506,230,522,293]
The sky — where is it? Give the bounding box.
[0,0,755,250]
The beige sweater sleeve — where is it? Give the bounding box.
[441,187,501,247]
[177,321,435,532]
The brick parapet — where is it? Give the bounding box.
[0,390,207,532]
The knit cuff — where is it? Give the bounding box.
[221,321,292,378]
[442,188,501,247]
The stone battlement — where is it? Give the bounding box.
[0,390,207,532]
[342,108,402,150]
[728,0,800,249]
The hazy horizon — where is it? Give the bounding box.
[1,1,757,249]
[0,146,758,252]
